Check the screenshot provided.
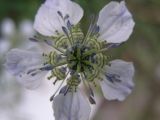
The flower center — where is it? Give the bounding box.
[38,23,110,92]
[66,43,95,72]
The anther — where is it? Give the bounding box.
[50,72,70,101]
[60,67,67,73]
[67,20,72,30]
[62,26,69,36]
[31,72,37,76]
[64,14,69,20]
[53,79,58,85]
[105,73,121,83]
[29,37,39,42]
[106,43,122,49]
[89,95,96,104]
[39,65,54,71]
[64,86,70,96]
[44,39,54,46]
[57,11,63,19]
[27,69,36,74]
[59,85,70,96]
[59,85,68,94]
[47,75,53,80]
[50,95,55,101]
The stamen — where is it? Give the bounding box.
[89,95,96,104]
[50,71,70,101]
[57,11,63,19]
[82,45,118,57]
[62,26,69,36]
[80,73,96,104]
[27,69,41,77]
[105,73,121,83]
[57,11,69,22]
[82,15,95,44]
[27,69,37,74]
[82,15,99,44]
[59,85,70,96]
[29,36,65,54]
[57,11,73,45]
[44,39,65,54]
[29,37,39,42]
[86,75,96,104]
[88,84,94,97]
[67,20,72,30]
[59,85,68,94]
[66,20,75,45]
[64,14,69,21]
[62,26,73,45]
[64,86,70,96]
[51,78,57,84]
[39,65,54,71]
[27,65,54,77]
[106,43,122,49]
[47,75,53,80]
[60,67,67,73]
[44,39,54,46]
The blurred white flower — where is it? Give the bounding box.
[0,38,10,55]
[19,20,34,37]
[5,0,135,120]
[1,18,16,37]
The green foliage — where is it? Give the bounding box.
[0,0,42,22]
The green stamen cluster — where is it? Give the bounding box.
[41,24,109,90]
[66,43,95,72]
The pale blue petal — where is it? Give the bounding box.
[100,59,135,101]
[53,89,91,120]
[16,70,48,89]
[5,48,47,89]
[5,48,43,75]
[97,1,135,43]
[34,0,83,36]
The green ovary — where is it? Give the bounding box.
[66,43,95,73]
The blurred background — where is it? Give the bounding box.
[0,0,160,120]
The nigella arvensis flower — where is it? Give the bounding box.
[5,0,135,120]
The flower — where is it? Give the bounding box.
[5,0,135,120]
